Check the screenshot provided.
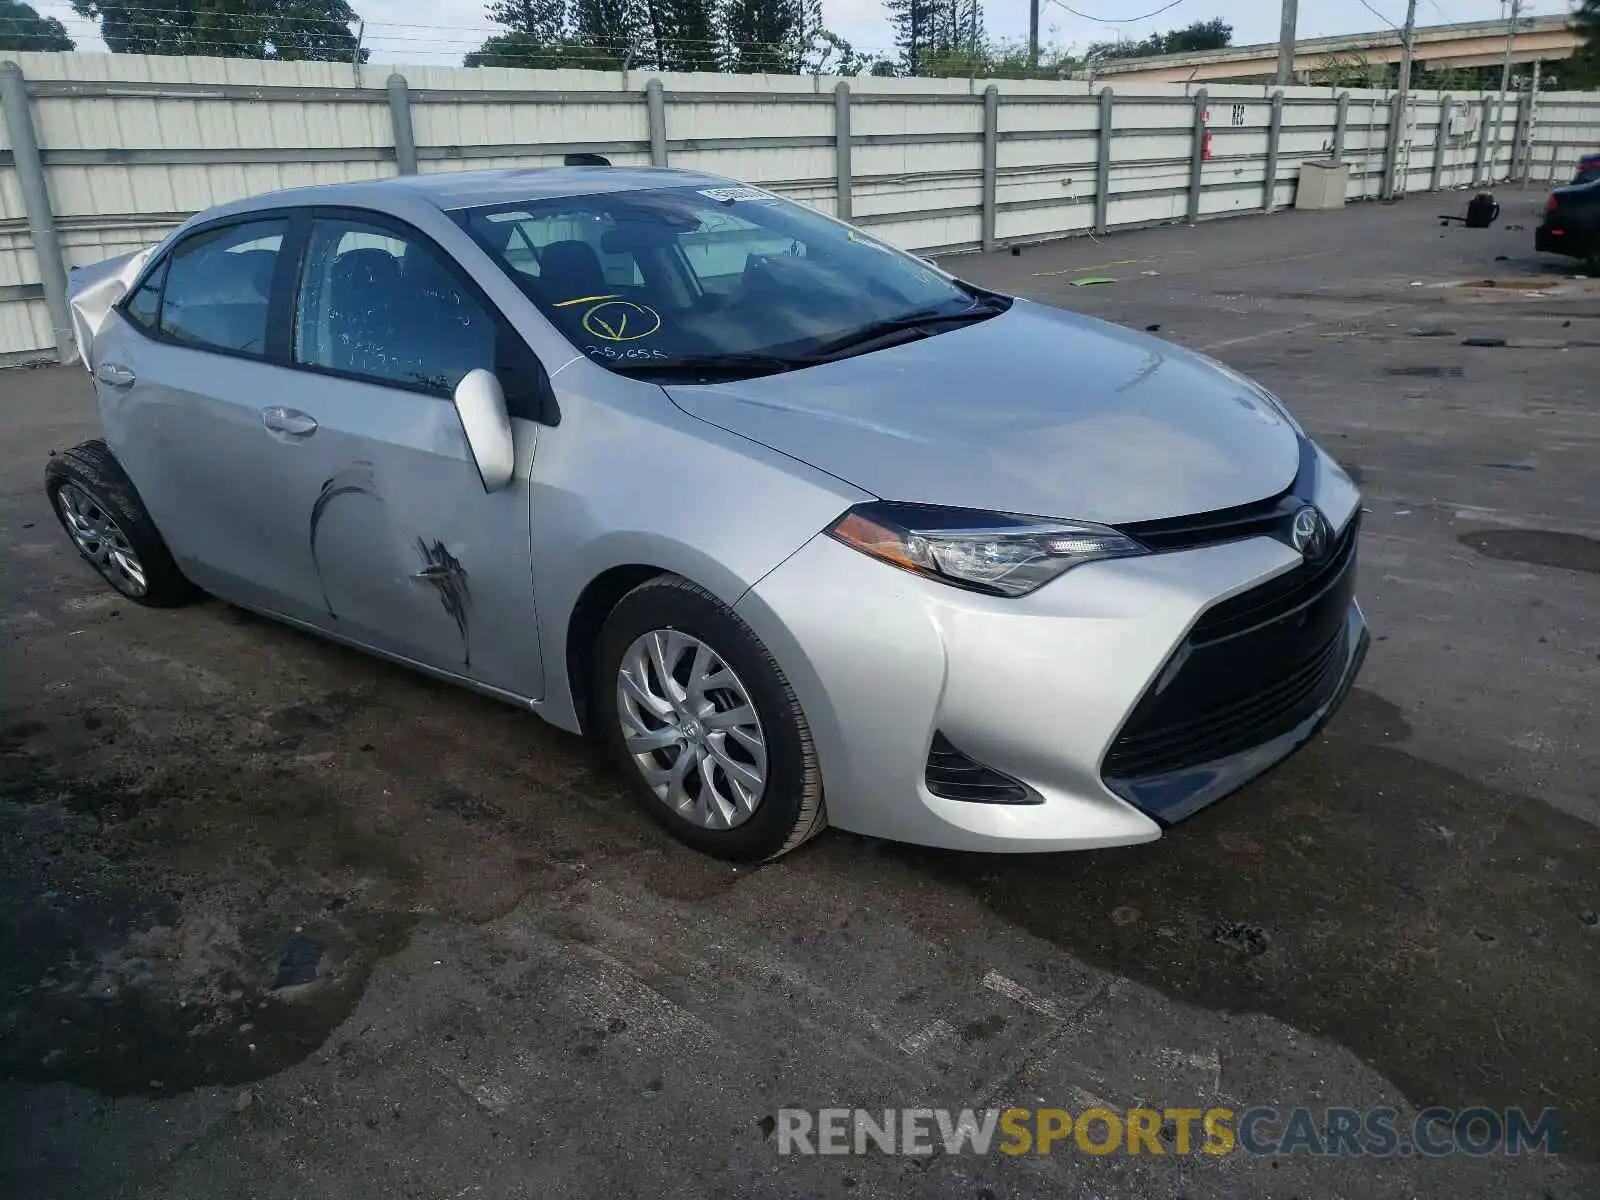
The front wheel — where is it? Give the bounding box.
[593,576,826,861]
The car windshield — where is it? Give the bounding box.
[456,184,1008,380]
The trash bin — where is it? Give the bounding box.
[1295,160,1350,211]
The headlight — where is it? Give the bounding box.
[826,502,1146,597]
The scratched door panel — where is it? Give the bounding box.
[285,373,543,698]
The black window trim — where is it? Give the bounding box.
[284,204,557,424]
[114,209,299,367]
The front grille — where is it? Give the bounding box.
[1191,515,1360,644]
[1103,520,1359,785]
[1117,490,1295,552]
[1102,627,1348,778]
[1116,436,1316,554]
[925,733,1038,804]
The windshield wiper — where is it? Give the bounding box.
[607,353,802,382]
[808,297,1009,360]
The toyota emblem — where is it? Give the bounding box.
[1291,505,1331,561]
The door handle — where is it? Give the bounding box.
[261,407,318,437]
[96,362,136,387]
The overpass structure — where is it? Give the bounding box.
[1090,16,1578,84]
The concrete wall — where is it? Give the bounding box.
[0,50,1596,362]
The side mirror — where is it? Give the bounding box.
[452,368,515,493]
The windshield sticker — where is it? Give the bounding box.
[582,299,662,342]
[698,186,768,204]
[554,292,620,308]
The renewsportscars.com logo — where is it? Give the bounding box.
[775,1106,1560,1158]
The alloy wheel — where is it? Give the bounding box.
[55,482,148,597]
[615,628,768,830]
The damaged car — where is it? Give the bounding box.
[54,166,1367,861]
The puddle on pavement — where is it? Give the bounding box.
[1459,528,1600,575]
[0,682,643,1099]
[890,689,1600,1159]
[0,754,419,1096]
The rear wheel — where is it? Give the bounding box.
[593,575,826,861]
[44,439,196,607]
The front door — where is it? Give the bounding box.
[265,211,547,699]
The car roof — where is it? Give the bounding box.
[198,166,737,225]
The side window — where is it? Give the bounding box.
[293,217,497,395]
[122,258,166,331]
[158,219,287,355]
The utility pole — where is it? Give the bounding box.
[1029,0,1040,71]
[1382,0,1418,199]
[1395,0,1417,97]
[1491,0,1522,183]
[1275,0,1298,85]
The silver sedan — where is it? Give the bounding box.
[56,166,1367,860]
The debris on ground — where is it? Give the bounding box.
[1070,276,1116,287]
[1212,921,1270,956]
[1462,336,1508,347]
[1144,323,1161,332]
[273,935,325,989]
[1409,327,1456,338]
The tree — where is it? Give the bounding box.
[1162,17,1229,54]
[1571,0,1600,88]
[486,0,565,42]
[0,0,74,49]
[984,37,1077,79]
[722,0,819,74]
[73,0,366,60]
[635,0,716,71]
[569,0,641,66]
[1089,17,1231,63]
[465,30,570,67]
[885,0,984,75]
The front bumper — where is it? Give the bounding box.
[735,446,1366,853]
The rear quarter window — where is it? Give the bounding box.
[157,219,288,356]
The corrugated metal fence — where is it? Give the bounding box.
[1,50,1597,364]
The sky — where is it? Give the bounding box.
[29,0,1566,67]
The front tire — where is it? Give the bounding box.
[44,439,196,607]
[593,575,826,862]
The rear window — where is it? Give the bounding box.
[157,219,287,356]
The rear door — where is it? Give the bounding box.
[261,208,550,698]
[92,213,327,619]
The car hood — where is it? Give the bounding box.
[665,299,1301,526]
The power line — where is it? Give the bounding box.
[1355,0,1403,34]
[1043,0,1187,26]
